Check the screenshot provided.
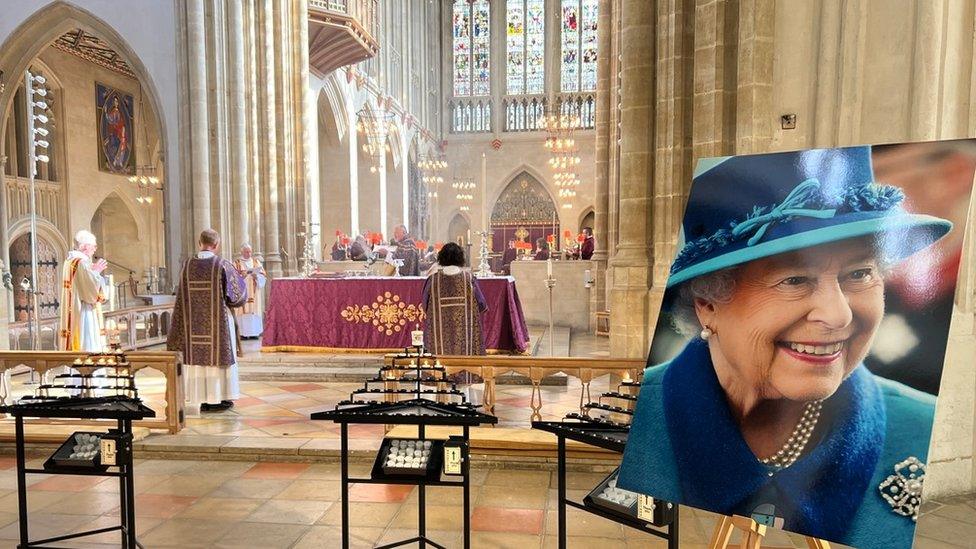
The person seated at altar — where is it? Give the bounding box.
[421,243,488,402]
[330,232,348,260]
[233,244,267,339]
[534,238,551,260]
[579,227,595,260]
[501,240,517,274]
[167,229,248,414]
[348,233,370,261]
[419,245,437,274]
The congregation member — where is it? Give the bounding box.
[330,233,347,260]
[533,238,550,260]
[579,227,595,260]
[348,232,370,261]
[501,240,517,274]
[233,243,267,339]
[58,230,108,352]
[167,229,248,414]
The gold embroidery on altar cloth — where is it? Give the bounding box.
[340,291,426,336]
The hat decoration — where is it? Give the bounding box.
[665,146,948,289]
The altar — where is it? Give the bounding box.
[261,276,530,354]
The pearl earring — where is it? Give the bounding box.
[700,326,713,340]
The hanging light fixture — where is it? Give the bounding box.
[453,179,475,212]
[357,106,395,174]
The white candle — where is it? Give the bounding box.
[481,153,488,231]
[547,258,553,278]
[584,269,591,282]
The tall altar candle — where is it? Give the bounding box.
[547,257,553,278]
[481,152,488,231]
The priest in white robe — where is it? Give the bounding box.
[167,229,248,413]
[233,243,267,338]
[58,230,108,352]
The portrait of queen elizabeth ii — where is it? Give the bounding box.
[616,144,976,549]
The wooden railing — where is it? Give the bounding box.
[0,350,184,434]
[7,304,173,351]
[385,354,646,421]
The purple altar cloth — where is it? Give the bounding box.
[262,276,530,354]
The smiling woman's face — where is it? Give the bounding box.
[697,238,885,403]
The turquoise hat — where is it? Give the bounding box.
[667,146,952,288]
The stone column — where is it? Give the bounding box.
[590,0,612,328]
[245,0,263,256]
[187,0,212,234]
[274,0,295,274]
[295,0,317,258]
[348,107,360,236]
[401,134,410,228]
[228,0,250,252]
[259,0,282,276]
[608,0,655,358]
[379,136,388,239]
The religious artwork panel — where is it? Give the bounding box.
[95,83,134,175]
[617,141,976,549]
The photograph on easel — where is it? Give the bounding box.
[617,141,976,549]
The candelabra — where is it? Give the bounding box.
[298,222,319,278]
[24,69,53,351]
[475,230,492,278]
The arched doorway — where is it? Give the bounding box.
[91,192,142,283]
[8,232,60,321]
[490,171,559,269]
[579,209,595,234]
[447,213,471,246]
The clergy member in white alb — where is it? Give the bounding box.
[167,229,248,413]
[233,243,267,338]
[58,230,108,352]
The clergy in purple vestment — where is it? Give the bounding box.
[390,224,421,276]
[422,243,488,355]
[167,229,248,413]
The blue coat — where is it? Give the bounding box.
[617,338,934,549]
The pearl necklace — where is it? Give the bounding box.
[758,400,822,470]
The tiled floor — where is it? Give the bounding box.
[0,458,969,548]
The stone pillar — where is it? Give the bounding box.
[379,138,388,239]
[348,106,360,236]
[187,0,212,234]
[296,0,317,258]
[401,134,410,228]
[733,0,774,153]
[228,0,250,251]
[259,0,282,276]
[245,0,263,256]
[590,0,612,328]
[274,0,296,274]
[608,0,655,358]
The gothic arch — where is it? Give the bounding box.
[490,170,559,226]
[0,1,171,272]
[91,191,142,277]
[447,212,472,246]
[491,164,553,211]
[317,71,349,143]
[578,207,595,233]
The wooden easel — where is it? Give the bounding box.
[708,515,831,549]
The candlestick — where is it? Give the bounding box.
[547,257,553,278]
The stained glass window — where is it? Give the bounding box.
[453,0,491,97]
[560,0,599,93]
[507,0,546,96]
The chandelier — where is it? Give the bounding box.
[541,110,581,210]
[453,179,475,212]
[418,153,448,186]
[356,106,395,174]
[128,170,161,204]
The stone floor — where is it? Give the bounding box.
[1,456,969,548]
